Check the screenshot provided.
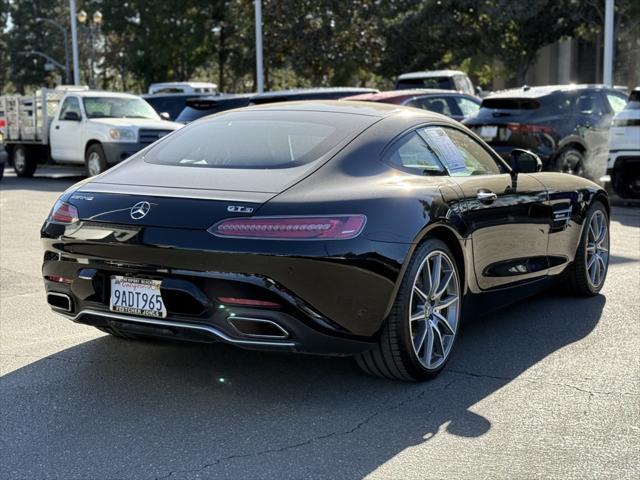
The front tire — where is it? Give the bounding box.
[567,201,610,296]
[356,239,462,381]
[12,145,37,177]
[85,144,108,177]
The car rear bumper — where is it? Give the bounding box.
[41,221,411,354]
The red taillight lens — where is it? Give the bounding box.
[0,119,6,128]
[217,297,281,308]
[506,123,554,134]
[45,275,73,284]
[50,200,79,224]
[210,215,366,240]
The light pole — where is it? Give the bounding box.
[69,0,80,85]
[77,10,103,89]
[603,0,614,86]
[255,0,264,93]
[34,17,70,84]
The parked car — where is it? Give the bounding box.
[0,87,182,177]
[396,70,476,96]
[343,89,480,121]
[142,92,214,121]
[42,101,609,381]
[0,145,6,181]
[147,82,218,94]
[175,87,379,123]
[176,94,255,124]
[463,84,628,178]
[607,87,640,199]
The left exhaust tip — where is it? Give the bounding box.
[47,292,73,312]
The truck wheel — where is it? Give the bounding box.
[12,145,37,177]
[85,144,108,177]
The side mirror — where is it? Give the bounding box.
[160,112,170,120]
[509,148,542,174]
[62,111,81,121]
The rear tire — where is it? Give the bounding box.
[85,144,108,177]
[356,239,462,381]
[12,145,37,177]
[553,147,585,177]
[566,201,610,296]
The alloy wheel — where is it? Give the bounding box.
[14,148,25,172]
[585,210,609,289]
[87,152,102,176]
[409,250,460,370]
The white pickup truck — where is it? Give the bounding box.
[0,86,182,177]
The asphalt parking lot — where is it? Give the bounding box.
[1,168,639,480]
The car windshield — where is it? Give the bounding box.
[83,97,160,119]
[146,111,369,169]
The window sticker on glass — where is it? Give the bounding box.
[420,127,467,173]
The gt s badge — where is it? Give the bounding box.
[227,205,254,213]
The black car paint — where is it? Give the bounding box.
[41,101,608,355]
[463,85,626,171]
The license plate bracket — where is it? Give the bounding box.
[479,125,498,140]
[109,276,167,318]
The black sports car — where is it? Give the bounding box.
[41,101,610,381]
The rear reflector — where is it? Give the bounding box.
[50,200,79,224]
[209,215,366,240]
[217,297,281,308]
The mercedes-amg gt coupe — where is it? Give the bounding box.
[41,101,610,381]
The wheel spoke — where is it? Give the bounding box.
[430,254,442,297]
[413,320,428,353]
[410,310,425,323]
[587,253,597,270]
[434,295,458,312]
[422,323,434,367]
[434,269,453,299]
[413,286,429,303]
[432,323,445,356]
[586,243,596,254]
[433,310,455,336]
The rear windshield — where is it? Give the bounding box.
[481,98,540,110]
[396,77,454,90]
[145,111,371,169]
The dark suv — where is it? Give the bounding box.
[463,85,628,178]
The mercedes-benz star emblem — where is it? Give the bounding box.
[130,201,151,220]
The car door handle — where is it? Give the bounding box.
[55,125,60,129]
[477,190,497,203]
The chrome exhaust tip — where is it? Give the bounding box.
[47,292,72,312]
[228,316,289,339]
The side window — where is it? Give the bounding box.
[406,96,454,117]
[574,92,606,117]
[383,131,445,175]
[419,126,503,177]
[59,97,81,120]
[606,92,627,114]
[455,97,480,117]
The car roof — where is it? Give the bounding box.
[238,99,446,119]
[486,84,623,99]
[69,90,140,99]
[397,70,467,80]
[251,87,378,102]
[344,89,472,102]
[142,92,215,99]
[149,82,217,88]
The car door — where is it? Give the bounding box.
[418,125,549,290]
[573,91,611,175]
[50,96,84,162]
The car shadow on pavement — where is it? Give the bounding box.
[0,172,84,192]
[0,290,605,480]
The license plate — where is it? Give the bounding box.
[109,276,167,318]
[479,125,498,140]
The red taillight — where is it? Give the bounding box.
[0,118,6,128]
[506,123,554,134]
[45,275,73,284]
[209,215,366,240]
[217,297,281,308]
[50,200,79,224]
